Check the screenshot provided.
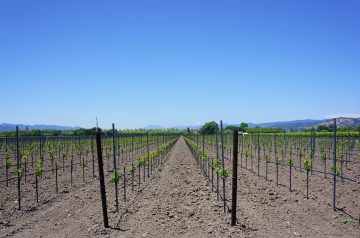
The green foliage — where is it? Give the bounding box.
[225,125,239,131]
[317,125,334,132]
[4,151,11,168]
[330,165,341,176]
[211,159,229,178]
[35,166,44,176]
[49,147,56,161]
[221,169,229,178]
[337,150,345,162]
[0,127,183,137]
[198,150,207,161]
[55,161,61,170]
[240,122,249,131]
[356,125,360,132]
[129,164,136,174]
[110,171,121,183]
[186,127,191,134]
[265,155,271,162]
[82,159,88,168]
[247,127,285,133]
[321,151,327,161]
[199,121,218,134]
[225,123,284,133]
[212,159,221,174]
[275,156,282,165]
[73,127,100,136]
[184,137,229,178]
[304,154,312,171]
[340,219,359,226]
[288,158,294,166]
[3,126,359,138]
[13,167,24,177]
[37,155,44,167]
[136,137,177,167]
[224,123,251,132]
[137,158,145,167]
[22,155,29,164]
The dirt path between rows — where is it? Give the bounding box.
[2,137,243,238]
[112,136,242,237]
[3,137,357,238]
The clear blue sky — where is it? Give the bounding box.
[1,0,359,129]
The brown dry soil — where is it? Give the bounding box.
[1,137,359,238]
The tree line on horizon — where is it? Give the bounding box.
[196,121,360,135]
[0,127,183,137]
[196,121,285,135]
[1,122,359,138]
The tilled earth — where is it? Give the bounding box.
[1,137,359,237]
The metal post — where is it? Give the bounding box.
[274,133,277,160]
[147,132,150,178]
[91,135,95,178]
[202,133,205,175]
[311,128,315,175]
[257,131,260,176]
[216,127,219,200]
[95,131,109,228]
[124,166,127,203]
[220,120,226,213]
[333,119,337,211]
[231,129,238,226]
[39,132,42,159]
[112,123,119,212]
[16,126,21,210]
[241,132,244,168]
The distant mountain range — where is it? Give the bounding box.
[166,117,360,131]
[0,123,81,131]
[318,117,360,127]
[251,117,360,130]
[2,117,359,132]
[247,117,360,131]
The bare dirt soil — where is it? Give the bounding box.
[1,137,359,237]
[203,141,360,237]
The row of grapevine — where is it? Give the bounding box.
[0,126,179,215]
[185,119,360,224]
[93,129,179,227]
[184,121,230,213]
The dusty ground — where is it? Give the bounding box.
[200,140,360,237]
[1,137,359,237]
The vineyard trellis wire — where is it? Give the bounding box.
[0,125,179,226]
[184,119,360,225]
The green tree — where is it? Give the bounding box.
[356,126,360,132]
[317,125,333,132]
[199,121,218,134]
[239,122,249,132]
[225,125,238,131]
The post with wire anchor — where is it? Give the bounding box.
[16,126,21,210]
[96,131,109,228]
[220,120,226,213]
[332,118,337,211]
[231,129,239,226]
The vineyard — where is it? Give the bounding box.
[0,121,359,237]
[0,126,179,236]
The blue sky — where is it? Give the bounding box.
[1,0,359,129]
